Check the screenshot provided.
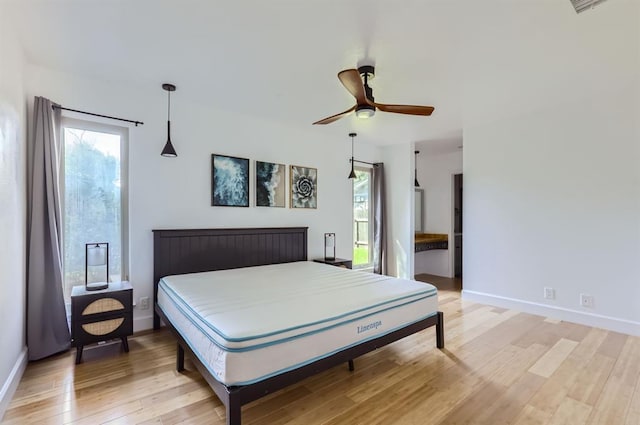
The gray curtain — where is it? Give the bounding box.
[26,97,70,360]
[372,163,387,275]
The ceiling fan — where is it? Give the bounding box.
[313,65,435,125]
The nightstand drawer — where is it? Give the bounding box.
[79,296,128,315]
[71,307,132,340]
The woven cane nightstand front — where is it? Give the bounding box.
[71,281,133,364]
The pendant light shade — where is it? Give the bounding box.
[348,133,357,179]
[161,83,177,157]
[414,150,420,187]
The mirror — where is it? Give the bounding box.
[415,188,424,233]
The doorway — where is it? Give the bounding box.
[453,174,463,279]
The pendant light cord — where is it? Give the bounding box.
[414,150,420,187]
[167,90,171,121]
[351,133,353,160]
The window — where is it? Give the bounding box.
[353,167,373,268]
[61,119,128,300]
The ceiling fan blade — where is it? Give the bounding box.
[338,69,369,105]
[374,103,435,116]
[312,105,356,125]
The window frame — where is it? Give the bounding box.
[352,165,374,270]
[60,117,130,298]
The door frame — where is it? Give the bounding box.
[449,172,463,281]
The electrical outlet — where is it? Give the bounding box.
[140,297,149,310]
[580,293,594,308]
[544,287,555,300]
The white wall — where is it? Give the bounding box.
[0,6,28,419]
[414,148,462,277]
[382,143,414,279]
[461,1,640,335]
[25,64,383,331]
[464,89,640,335]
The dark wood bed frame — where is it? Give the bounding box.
[153,227,444,425]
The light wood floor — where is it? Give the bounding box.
[4,279,640,425]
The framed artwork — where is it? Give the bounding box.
[290,165,317,209]
[211,154,249,207]
[256,161,286,207]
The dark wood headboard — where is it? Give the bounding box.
[152,227,308,329]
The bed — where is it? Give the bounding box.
[153,227,444,425]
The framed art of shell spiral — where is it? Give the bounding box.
[290,165,317,209]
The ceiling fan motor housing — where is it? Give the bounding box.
[358,65,375,79]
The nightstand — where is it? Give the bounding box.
[71,281,133,364]
[313,258,353,269]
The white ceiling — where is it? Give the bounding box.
[4,0,636,147]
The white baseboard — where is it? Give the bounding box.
[0,347,28,421]
[133,315,154,333]
[462,290,640,337]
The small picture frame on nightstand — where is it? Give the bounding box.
[324,233,335,261]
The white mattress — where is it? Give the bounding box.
[157,261,438,386]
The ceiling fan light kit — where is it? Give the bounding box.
[355,104,375,119]
[313,65,434,125]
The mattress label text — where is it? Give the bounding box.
[357,320,382,334]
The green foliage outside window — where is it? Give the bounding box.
[63,128,122,298]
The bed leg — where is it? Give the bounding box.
[226,397,241,425]
[153,311,160,330]
[177,343,185,372]
[436,311,445,349]
[348,359,355,371]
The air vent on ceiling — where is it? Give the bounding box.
[570,0,609,13]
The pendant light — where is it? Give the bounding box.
[161,83,177,157]
[348,132,357,179]
[414,150,420,187]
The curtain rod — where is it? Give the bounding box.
[52,105,144,126]
[350,159,380,166]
